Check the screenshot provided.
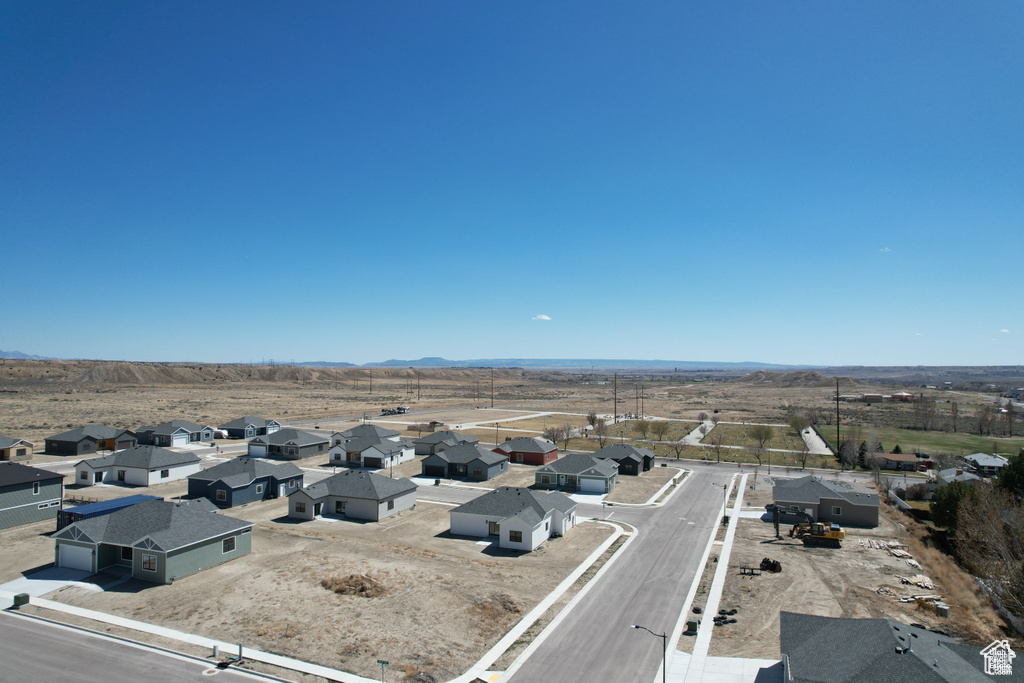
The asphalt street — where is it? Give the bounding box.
[0,611,274,682]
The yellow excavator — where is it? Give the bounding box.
[774,505,844,547]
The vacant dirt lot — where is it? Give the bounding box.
[0,518,61,582]
[44,496,612,681]
[604,466,682,504]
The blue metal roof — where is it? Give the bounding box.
[65,494,162,516]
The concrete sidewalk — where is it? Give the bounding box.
[669,652,782,683]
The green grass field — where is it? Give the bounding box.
[816,425,1024,456]
[699,423,805,451]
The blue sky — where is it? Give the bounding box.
[2,2,1021,366]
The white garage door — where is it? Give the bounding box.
[171,433,190,447]
[58,544,93,572]
[581,478,605,493]
[248,444,267,457]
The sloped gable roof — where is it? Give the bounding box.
[494,437,557,454]
[593,443,655,463]
[0,461,63,487]
[414,430,479,446]
[0,436,33,449]
[451,486,575,527]
[773,475,879,508]
[79,445,200,471]
[218,416,279,430]
[539,453,618,478]
[431,443,507,466]
[337,424,400,441]
[48,424,133,442]
[297,469,416,501]
[138,420,206,436]
[252,428,328,447]
[188,457,302,488]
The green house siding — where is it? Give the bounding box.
[0,479,62,530]
[133,548,168,584]
[164,530,252,583]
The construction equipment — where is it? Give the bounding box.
[759,557,782,573]
[775,505,844,547]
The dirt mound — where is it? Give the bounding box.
[321,573,387,598]
[470,592,521,620]
[732,371,860,389]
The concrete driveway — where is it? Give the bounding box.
[0,567,102,598]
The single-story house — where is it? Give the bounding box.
[773,475,879,527]
[780,611,997,682]
[188,458,304,508]
[413,430,479,456]
[870,451,919,471]
[0,461,64,530]
[57,494,162,531]
[329,436,415,469]
[492,436,558,465]
[287,470,417,522]
[331,424,401,446]
[935,467,981,487]
[593,443,655,475]
[963,453,1009,477]
[53,499,252,584]
[247,428,328,459]
[535,453,618,494]
[75,445,201,487]
[449,486,577,551]
[45,425,137,456]
[135,420,214,447]
[217,416,282,439]
[0,435,34,460]
[421,444,508,481]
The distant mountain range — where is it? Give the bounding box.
[349,357,799,370]
[0,349,54,360]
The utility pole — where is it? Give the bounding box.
[835,378,840,451]
[369,368,372,395]
[417,373,421,401]
[490,369,494,408]
[613,372,618,425]
[641,384,645,419]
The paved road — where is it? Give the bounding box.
[507,469,731,683]
[0,611,273,682]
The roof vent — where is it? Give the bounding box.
[895,646,912,655]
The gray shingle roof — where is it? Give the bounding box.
[136,420,205,436]
[188,457,302,488]
[451,486,576,527]
[79,445,200,470]
[47,424,133,442]
[965,453,1008,468]
[0,461,63,487]
[432,443,507,466]
[56,499,251,552]
[593,443,655,463]
[252,428,328,447]
[0,436,33,449]
[539,453,618,478]
[337,424,400,440]
[773,475,880,508]
[414,430,479,446]
[780,611,992,682]
[217,416,279,430]
[297,469,416,501]
[495,437,557,454]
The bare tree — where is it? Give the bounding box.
[632,419,651,440]
[839,438,859,471]
[710,414,721,426]
[697,411,708,423]
[559,423,574,451]
[651,420,671,441]
[950,401,959,433]
[543,425,566,444]
[593,419,609,448]
[976,405,995,435]
[796,437,810,470]
[788,415,810,436]
[748,424,773,451]
[1005,401,1016,437]
[699,423,710,437]
[913,394,937,431]
[709,427,727,463]
[586,411,599,428]
[669,440,687,459]
[954,486,1024,619]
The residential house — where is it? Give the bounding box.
[74,445,201,487]
[45,425,137,456]
[287,470,416,522]
[773,475,879,527]
[329,436,415,469]
[217,416,282,439]
[331,424,401,446]
[780,611,997,682]
[449,486,577,551]
[421,444,508,481]
[188,458,304,508]
[535,453,618,494]
[247,428,328,459]
[0,462,63,530]
[0,435,34,460]
[413,430,479,456]
[935,467,981,487]
[53,499,252,583]
[963,453,1009,477]
[870,451,919,471]
[57,495,162,532]
[135,420,214,447]
[492,436,558,465]
[593,443,655,475]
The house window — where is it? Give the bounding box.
[216,490,227,501]
[545,521,549,531]
[223,537,236,554]
[289,480,295,488]
[160,469,169,478]
[335,500,346,514]
[16,448,26,457]
[509,530,523,543]
[121,546,133,561]
[37,503,48,509]
[387,500,395,511]
[472,467,482,476]
[33,482,39,495]
[541,475,551,484]
[832,506,842,516]
[255,484,264,495]
[142,554,157,571]
[296,502,306,513]
[81,471,88,480]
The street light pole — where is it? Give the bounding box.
[630,624,667,683]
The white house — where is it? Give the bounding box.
[328,436,414,469]
[75,445,201,487]
[448,486,577,552]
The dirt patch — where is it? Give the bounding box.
[322,573,387,598]
[604,466,681,504]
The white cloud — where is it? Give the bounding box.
[915,332,921,336]
[879,247,890,253]
[1001,329,1010,333]
[532,314,551,321]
